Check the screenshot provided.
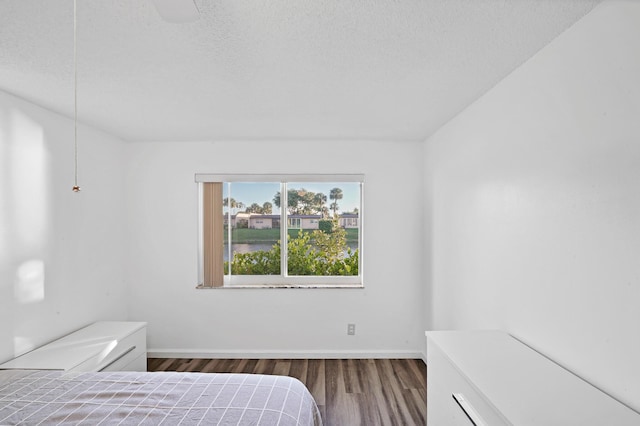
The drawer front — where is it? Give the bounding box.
[73,328,147,372]
[102,351,147,372]
[427,340,511,426]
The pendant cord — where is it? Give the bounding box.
[72,0,80,192]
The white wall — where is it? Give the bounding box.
[424,0,640,412]
[0,90,128,363]
[125,140,425,357]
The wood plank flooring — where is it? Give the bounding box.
[147,358,427,425]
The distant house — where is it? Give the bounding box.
[242,213,359,230]
[223,213,234,228]
[224,212,252,228]
[287,215,321,230]
[339,213,359,229]
[248,215,280,229]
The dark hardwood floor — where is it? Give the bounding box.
[147,358,427,425]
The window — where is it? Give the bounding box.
[288,217,301,229]
[196,174,363,288]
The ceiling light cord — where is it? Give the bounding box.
[72,0,80,193]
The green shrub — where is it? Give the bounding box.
[318,220,333,233]
[224,221,358,276]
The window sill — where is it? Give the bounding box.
[195,283,364,289]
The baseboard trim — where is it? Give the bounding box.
[148,349,424,359]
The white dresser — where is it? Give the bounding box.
[0,321,147,372]
[426,330,639,426]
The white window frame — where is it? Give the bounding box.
[195,174,364,288]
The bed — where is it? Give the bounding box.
[0,369,322,425]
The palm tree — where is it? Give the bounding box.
[329,187,343,217]
[223,197,244,214]
[320,206,330,218]
[313,193,328,217]
[246,203,263,213]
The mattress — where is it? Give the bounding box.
[0,369,322,425]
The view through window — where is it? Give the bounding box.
[196,174,363,287]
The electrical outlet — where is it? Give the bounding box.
[347,324,356,335]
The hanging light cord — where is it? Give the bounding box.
[72,0,80,192]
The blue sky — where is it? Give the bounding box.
[223,182,361,214]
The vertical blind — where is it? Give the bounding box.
[202,182,223,287]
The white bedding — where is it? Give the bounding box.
[0,369,322,425]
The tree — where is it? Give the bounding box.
[243,201,274,215]
[245,202,263,213]
[329,187,343,217]
[313,193,328,217]
[273,189,299,215]
[273,188,328,216]
[330,202,339,215]
[223,197,244,213]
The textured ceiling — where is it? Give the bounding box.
[0,0,601,142]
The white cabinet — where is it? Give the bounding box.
[0,321,147,372]
[427,336,508,425]
[426,331,640,426]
